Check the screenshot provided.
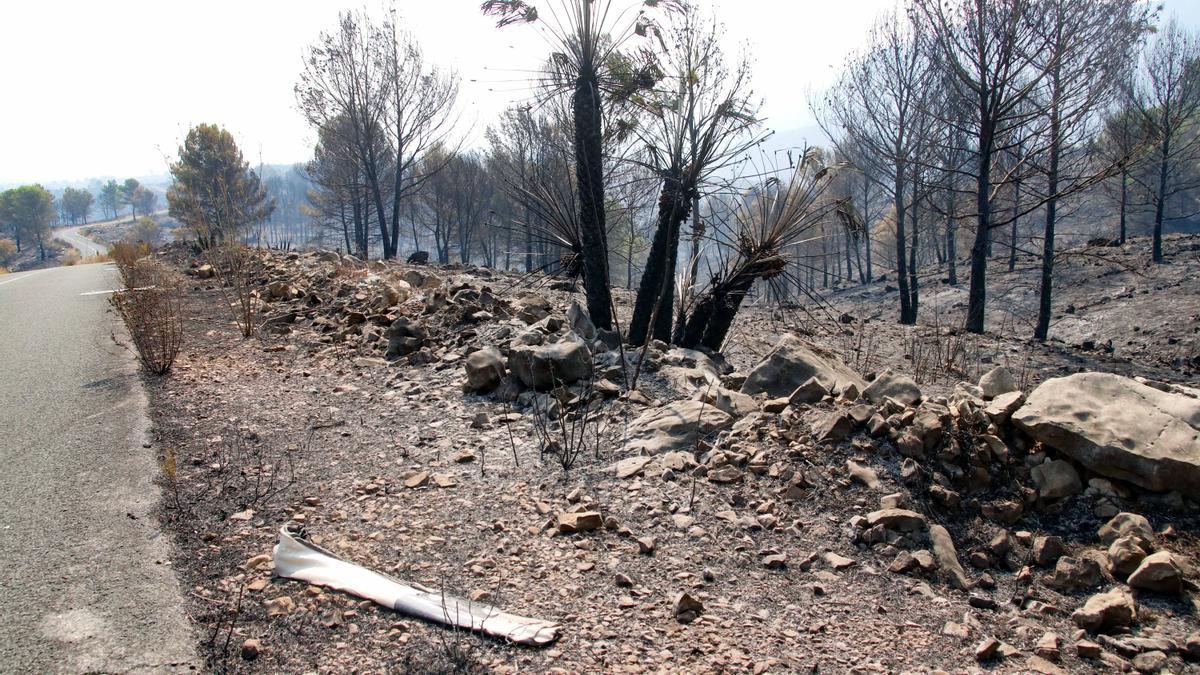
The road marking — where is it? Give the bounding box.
[0,269,46,287]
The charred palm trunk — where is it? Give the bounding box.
[679,253,784,351]
[894,167,914,325]
[629,175,690,345]
[572,75,613,330]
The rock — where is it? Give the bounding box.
[463,347,506,393]
[673,592,704,623]
[976,637,1001,661]
[979,366,1018,399]
[1047,556,1104,591]
[1107,536,1149,577]
[929,524,972,590]
[385,316,427,359]
[508,336,592,389]
[1185,632,1199,659]
[865,508,927,532]
[566,300,596,341]
[193,263,216,279]
[404,471,429,489]
[763,554,788,570]
[1032,536,1067,567]
[1035,632,1061,661]
[697,386,758,418]
[557,511,603,533]
[622,401,733,455]
[1032,460,1083,500]
[1011,372,1200,495]
[265,596,296,617]
[1076,640,1103,659]
[1098,512,1154,550]
[814,412,855,443]
[1127,551,1184,594]
[514,293,551,324]
[889,551,918,574]
[847,460,881,489]
[1131,650,1168,673]
[984,390,1026,425]
[432,473,456,488]
[740,335,865,398]
[614,455,654,479]
[637,536,656,555]
[863,370,922,406]
[241,638,262,661]
[823,552,856,570]
[788,377,829,406]
[1072,587,1136,632]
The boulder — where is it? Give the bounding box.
[622,400,734,455]
[566,301,596,341]
[1011,373,1200,495]
[863,370,922,406]
[385,316,427,359]
[1098,512,1154,550]
[696,386,757,418]
[984,391,1025,425]
[788,377,829,406]
[1127,551,1184,594]
[1072,587,1136,632]
[463,347,506,393]
[508,336,592,389]
[514,293,552,325]
[1046,556,1104,591]
[978,366,1018,399]
[740,335,865,398]
[1031,460,1083,500]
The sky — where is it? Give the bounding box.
[1,0,1197,186]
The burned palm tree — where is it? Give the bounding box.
[676,148,845,351]
[482,0,673,330]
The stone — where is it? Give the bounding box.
[565,300,596,341]
[1047,556,1104,591]
[889,551,918,574]
[432,473,456,488]
[673,592,704,623]
[697,386,758,418]
[985,391,1026,425]
[976,637,1001,661]
[514,293,551,324]
[1131,651,1168,673]
[1107,536,1148,577]
[1011,372,1200,495]
[1185,632,1199,659]
[463,347,506,393]
[1032,460,1082,500]
[814,412,855,443]
[978,366,1018,399]
[1032,536,1067,567]
[614,455,655,479]
[846,460,881,489]
[1098,512,1154,550]
[385,316,427,359]
[865,508,927,532]
[1127,551,1184,594]
[265,596,296,617]
[1072,587,1136,632]
[622,400,733,455]
[508,336,592,389]
[788,377,829,406]
[1035,632,1061,661]
[863,369,922,406]
[241,638,262,661]
[637,536,656,555]
[823,552,856,570]
[929,524,972,590]
[557,511,603,533]
[1076,640,1103,659]
[404,471,429,489]
[763,554,788,570]
[740,335,866,398]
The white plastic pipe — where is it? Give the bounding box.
[272,525,560,646]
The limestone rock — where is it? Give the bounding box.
[865,508,927,532]
[673,592,704,623]
[863,370,922,406]
[508,336,592,389]
[740,335,865,398]
[1032,536,1067,567]
[622,400,733,455]
[788,377,829,406]
[1072,587,1136,632]
[1046,556,1104,591]
[566,300,596,341]
[557,511,603,533]
[463,347,506,393]
[1011,373,1200,495]
[930,524,972,590]
[385,316,427,359]
[979,366,1018,399]
[1126,551,1184,594]
[1098,512,1154,550]
[1032,460,1083,500]
[1107,536,1148,577]
[984,391,1026,425]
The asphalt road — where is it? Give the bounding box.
[54,225,108,258]
[0,264,196,673]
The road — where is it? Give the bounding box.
[0,264,197,673]
[54,225,108,258]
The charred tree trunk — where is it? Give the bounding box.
[629,176,691,345]
[572,75,613,329]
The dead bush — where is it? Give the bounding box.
[206,242,261,338]
[109,258,183,375]
[109,241,152,286]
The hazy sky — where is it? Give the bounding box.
[1,0,1196,185]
